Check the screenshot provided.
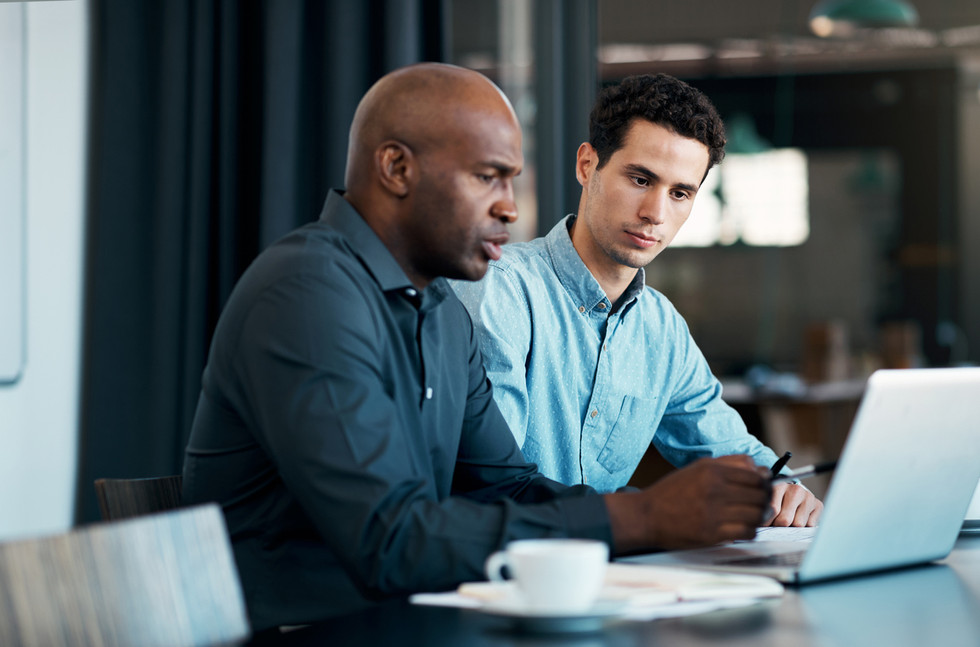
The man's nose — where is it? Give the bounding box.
[639,191,667,225]
[491,198,518,223]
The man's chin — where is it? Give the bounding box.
[460,266,490,282]
[612,250,658,270]
[444,261,489,283]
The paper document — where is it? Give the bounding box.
[749,526,818,542]
[602,562,783,602]
[410,562,783,622]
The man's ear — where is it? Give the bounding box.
[376,141,415,198]
[575,142,597,187]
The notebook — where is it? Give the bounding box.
[622,367,980,584]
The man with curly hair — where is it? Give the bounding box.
[454,74,822,526]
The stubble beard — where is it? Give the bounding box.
[602,234,660,270]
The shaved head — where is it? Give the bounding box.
[345,63,518,194]
[341,63,524,289]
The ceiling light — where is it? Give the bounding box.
[809,0,919,38]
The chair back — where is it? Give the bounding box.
[94,475,184,520]
[0,503,250,647]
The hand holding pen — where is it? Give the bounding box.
[769,450,837,484]
[770,451,792,476]
[771,461,838,485]
[765,450,828,526]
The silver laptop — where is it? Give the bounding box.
[623,367,980,584]
[963,481,980,532]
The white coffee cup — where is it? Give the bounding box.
[484,538,609,613]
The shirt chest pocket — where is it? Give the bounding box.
[596,394,662,475]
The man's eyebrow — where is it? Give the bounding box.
[483,160,523,176]
[624,163,698,193]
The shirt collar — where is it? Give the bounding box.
[544,215,645,315]
[318,190,450,309]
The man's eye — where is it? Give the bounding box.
[631,176,649,187]
[477,174,495,184]
[671,190,691,200]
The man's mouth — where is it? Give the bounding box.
[482,232,510,261]
[625,230,660,248]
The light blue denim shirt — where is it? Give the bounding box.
[452,216,779,492]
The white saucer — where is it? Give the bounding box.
[479,599,626,633]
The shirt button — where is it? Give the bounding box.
[425,387,433,400]
[578,306,585,313]
[597,302,607,310]
[406,288,417,297]
[602,343,607,351]
[590,409,598,418]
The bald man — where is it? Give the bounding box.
[182,63,772,631]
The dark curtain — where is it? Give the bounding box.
[75,0,445,524]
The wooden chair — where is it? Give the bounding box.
[94,474,184,521]
[0,503,250,647]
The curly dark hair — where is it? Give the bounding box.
[589,74,726,174]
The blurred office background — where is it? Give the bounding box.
[2,0,978,536]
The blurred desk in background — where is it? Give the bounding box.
[628,378,866,500]
[721,377,866,500]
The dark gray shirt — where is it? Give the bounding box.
[182,191,611,631]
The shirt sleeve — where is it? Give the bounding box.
[651,305,779,469]
[451,267,533,448]
[233,269,610,599]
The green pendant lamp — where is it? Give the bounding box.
[809,0,919,37]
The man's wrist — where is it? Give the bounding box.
[602,491,654,554]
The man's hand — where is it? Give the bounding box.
[604,455,771,553]
[764,483,823,527]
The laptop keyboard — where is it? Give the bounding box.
[719,550,807,568]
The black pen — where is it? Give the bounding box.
[770,451,792,476]
[771,460,838,485]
